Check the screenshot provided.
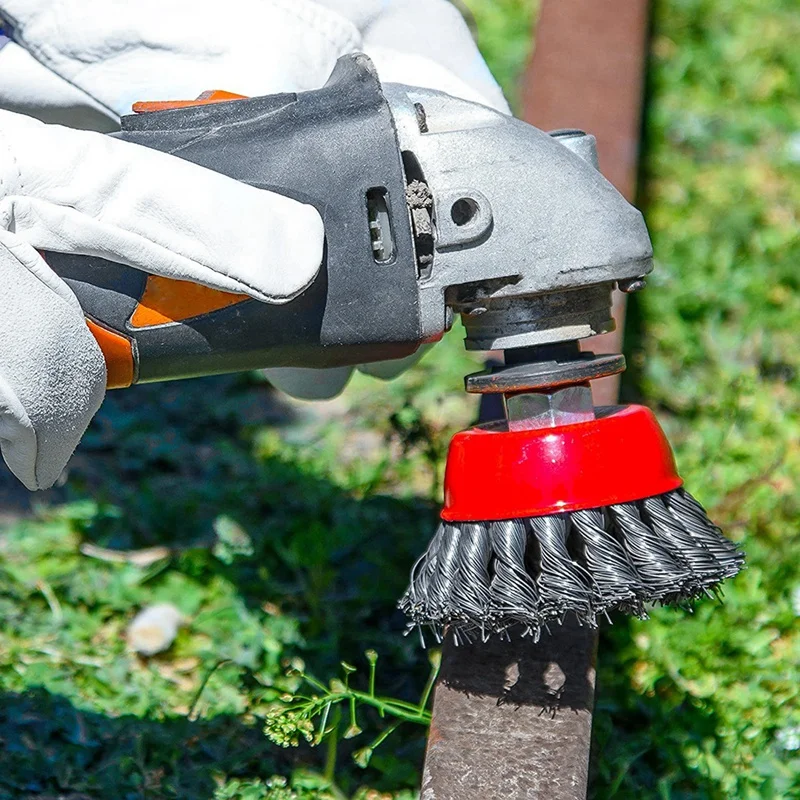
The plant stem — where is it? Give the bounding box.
[350,692,430,725]
[36,579,63,624]
[298,675,431,727]
[300,672,329,693]
[324,706,341,785]
[418,656,441,714]
[316,701,332,746]
[370,720,402,751]
[187,659,232,721]
[349,695,358,731]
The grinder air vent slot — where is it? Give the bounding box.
[365,187,395,264]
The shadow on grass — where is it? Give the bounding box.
[0,687,292,800]
[0,374,434,797]
[68,375,438,659]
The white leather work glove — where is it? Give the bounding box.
[0,0,509,400]
[0,109,323,489]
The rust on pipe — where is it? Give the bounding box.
[522,0,650,405]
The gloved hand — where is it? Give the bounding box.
[0,0,509,399]
[0,0,508,127]
[0,109,323,489]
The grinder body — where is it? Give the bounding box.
[43,54,653,388]
[47,55,421,387]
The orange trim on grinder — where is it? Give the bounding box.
[132,90,248,113]
[86,319,135,389]
[128,89,251,330]
[129,275,248,329]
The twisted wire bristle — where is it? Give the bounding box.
[665,489,742,577]
[488,520,541,638]
[529,514,593,623]
[609,502,692,602]
[570,508,645,618]
[642,495,722,597]
[400,489,744,642]
[451,523,493,639]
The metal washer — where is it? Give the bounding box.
[465,352,626,394]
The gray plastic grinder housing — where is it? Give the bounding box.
[45,54,653,384]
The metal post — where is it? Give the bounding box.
[522,0,650,404]
[422,2,649,797]
[422,623,597,800]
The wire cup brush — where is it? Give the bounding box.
[400,352,744,643]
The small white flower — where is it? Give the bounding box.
[127,603,185,656]
[776,726,800,752]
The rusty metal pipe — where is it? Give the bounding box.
[422,623,597,799]
[523,0,650,405]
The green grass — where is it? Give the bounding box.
[2,0,800,797]
[591,1,800,796]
